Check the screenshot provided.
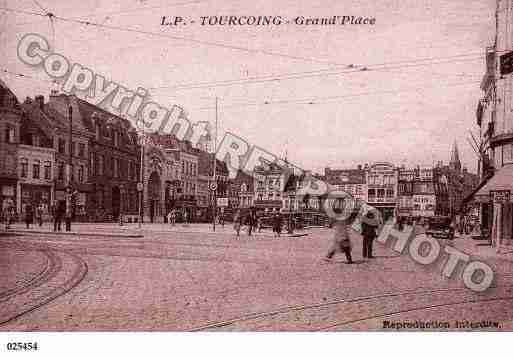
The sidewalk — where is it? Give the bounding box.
[448,233,513,263]
[5,222,144,238]
[4,222,311,238]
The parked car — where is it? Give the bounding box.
[426,216,454,240]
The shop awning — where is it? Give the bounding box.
[470,164,513,203]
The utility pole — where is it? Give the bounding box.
[212,96,218,232]
[65,105,72,232]
[138,131,145,228]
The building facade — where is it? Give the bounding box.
[0,79,21,214]
[472,0,513,251]
[324,166,366,203]
[253,163,286,212]
[365,162,398,221]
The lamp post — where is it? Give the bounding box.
[65,104,72,232]
[138,131,145,228]
[212,97,218,232]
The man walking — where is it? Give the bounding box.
[246,211,255,236]
[324,209,354,264]
[361,212,379,259]
[273,212,283,237]
[233,209,242,237]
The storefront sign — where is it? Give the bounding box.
[490,190,511,203]
[217,197,228,207]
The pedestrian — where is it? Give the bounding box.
[170,209,176,226]
[24,204,34,229]
[233,210,242,237]
[53,200,64,232]
[324,209,355,264]
[246,211,256,236]
[257,215,263,233]
[273,212,282,237]
[183,210,188,224]
[5,203,13,230]
[361,212,379,259]
[36,204,43,227]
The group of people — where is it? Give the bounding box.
[232,210,285,238]
[1,201,68,231]
[324,211,381,264]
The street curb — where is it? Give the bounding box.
[5,230,144,239]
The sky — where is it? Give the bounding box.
[0,0,496,174]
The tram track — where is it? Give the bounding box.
[191,284,513,331]
[0,249,61,302]
[0,243,88,326]
[318,295,513,330]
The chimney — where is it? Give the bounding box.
[35,95,44,109]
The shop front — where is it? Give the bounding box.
[472,164,513,252]
[1,179,17,214]
[20,184,52,217]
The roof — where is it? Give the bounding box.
[324,168,365,185]
[197,151,229,176]
[0,78,21,109]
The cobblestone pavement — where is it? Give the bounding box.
[0,226,512,331]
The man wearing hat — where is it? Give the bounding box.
[361,211,379,258]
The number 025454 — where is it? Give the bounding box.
[6,342,39,351]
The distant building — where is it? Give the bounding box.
[253,162,287,212]
[227,169,254,209]
[365,162,398,221]
[324,166,366,202]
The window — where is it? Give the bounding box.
[98,155,104,176]
[32,134,40,147]
[78,165,84,183]
[20,158,28,178]
[78,143,85,158]
[91,155,96,176]
[386,189,394,198]
[44,161,51,179]
[503,144,513,165]
[58,139,65,153]
[113,158,119,178]
[58,162,65,180]
[33,160,40,179]
[4,126,15,143]
[368,189,376,197]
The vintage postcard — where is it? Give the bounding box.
[0,0,512,356]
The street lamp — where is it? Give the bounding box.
[65,103,73,232]
[136,123,146,229]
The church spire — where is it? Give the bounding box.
[449,140,461,171]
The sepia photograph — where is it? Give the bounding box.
[0,0,512,357]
